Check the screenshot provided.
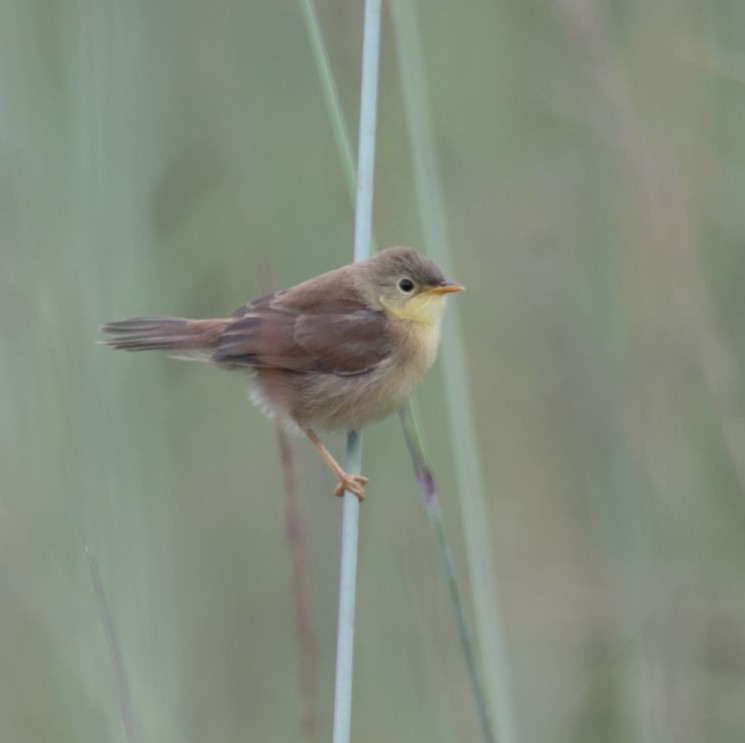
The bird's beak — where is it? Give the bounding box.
[423,281,465,296]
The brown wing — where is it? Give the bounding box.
[213,292,392,375]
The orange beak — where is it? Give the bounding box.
[423,281,465,296]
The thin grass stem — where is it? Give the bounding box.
[399,407,496,743]
[390,1,518,740]
[297,0,378,252]
[86,546,141,743]
[277,428,318,741]
[333,430,362,743]
[298,0,356,201]
[332,2,382,741]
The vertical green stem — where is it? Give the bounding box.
[298,0,356,201]
[333,2,382,742]
[390,1,518,741]
[399,408,496,743]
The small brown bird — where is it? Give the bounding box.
[102,247,463,500]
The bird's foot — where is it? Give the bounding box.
[334,473,369,501]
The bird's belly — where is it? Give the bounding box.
[249,361,424,434]
[310,322,441,430]
[296,361,421,431]
[249,319,442,432]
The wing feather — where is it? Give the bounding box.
[213,292,392,375]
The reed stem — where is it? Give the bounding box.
[399,408,495,743]
[332,2,382,741]
[390,1,518,739]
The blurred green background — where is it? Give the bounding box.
[3,0,745,741]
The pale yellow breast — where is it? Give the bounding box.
[386,294,446,384]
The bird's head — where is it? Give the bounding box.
[357,247,464,324]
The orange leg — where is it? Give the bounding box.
[304,429,368,501]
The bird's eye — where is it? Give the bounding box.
[398,278,415,293]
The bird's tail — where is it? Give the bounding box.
[100,316,229,352]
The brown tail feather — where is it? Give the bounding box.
[100,316,229,352]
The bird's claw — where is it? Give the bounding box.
[334,474,369,501]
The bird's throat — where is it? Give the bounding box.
[385,293,447,325]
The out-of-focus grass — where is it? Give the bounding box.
[2,0,745,742]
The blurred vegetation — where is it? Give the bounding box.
[2,0,745,741]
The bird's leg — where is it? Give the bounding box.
[304,428,368,501]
